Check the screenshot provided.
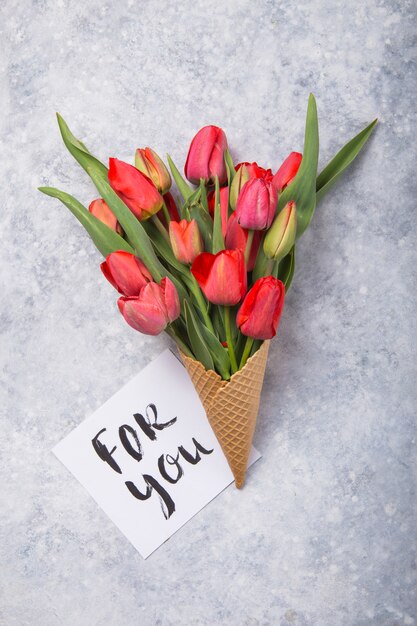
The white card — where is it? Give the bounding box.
[53,349,261,558]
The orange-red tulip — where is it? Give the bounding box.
[89,198,123,235]
[169,219,203,265]
[191,249,246,305]
[108,157,163,220]
[236,276,285,340]
[272,152,302,192]
[101,251,152,296]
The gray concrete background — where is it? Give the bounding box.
[1,0,416,624]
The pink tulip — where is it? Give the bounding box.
[169,219,203,265]
[184,125,228,185]
[191,249,247,306]
[236,276,285,340]
[272,152,302,192]
[118,278,180,335]
[101,251,152,296]
[89,198,123,235]
[235,178,278,230]
[108,157,163,220]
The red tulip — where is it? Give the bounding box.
[118,277,180,336]
[225,212,261,272]
[207,186,229,236]
[135,147,171,194]
[235,178,278,230]
[108,157,163,220]
[272,152,302,192]
[235,161,273,181]
[185,125,228,185]
[89,198,123,235]
[236,276,285,340]
[191,249,247,306]
[101,251,152,296]
[169,219,203,264]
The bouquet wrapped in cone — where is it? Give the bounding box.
[40,94,376,487]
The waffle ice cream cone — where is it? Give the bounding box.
[180,341,270,488]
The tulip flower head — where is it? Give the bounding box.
[237,276,285,340]
[169,219,203,265]
[235,161,273,182]
[89,198,123,235]
[185,125,228,185]
[101,251,152,296]
[225,212,261,272]
[135,147,171,194]
[118,277,180,336]
[191,249,247,306]
[272,152,302,192]
[235,178,278,230]
[263,201,297,262]
[108,157,163,220]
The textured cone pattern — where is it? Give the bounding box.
[180,341,269,488]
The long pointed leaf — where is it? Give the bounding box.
[212,176,225,253]
[184,300,215,372]
[56,114,108,179]
[277,246,296,291]
[279,94,319,238]
[316,119,377,203]
[166,154,194,201]
[199,323,231,379]
[38,186,134,257]
[56,114,168,281]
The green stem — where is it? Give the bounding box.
[239,336,254,369]
[188,273,215,334]
[161,199,171,225]
[265,257,274,276]
[244,230,255,265]
[165,325,194,358]
[224,306,238,374]
[151,214,170,242]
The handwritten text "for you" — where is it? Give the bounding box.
[91,403,213,519]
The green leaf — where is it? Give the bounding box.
[56,114,167,282]
[252,245,270,282]
[185,195,213,251]
[199,323,231,379]
[38,186,134,257]
[184,300,215,372]
[277,246,296,291]
[279,93,319,238]
[144,220,188,277]
[199,179,209,213]
[224,149,235,184]
[56,114,107,179]
[316,118,378,203]
[166,154,194,201]
[212,176,225,253]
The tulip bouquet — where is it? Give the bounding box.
[40,94,376,486]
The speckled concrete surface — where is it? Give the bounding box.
[1,0,416,624]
